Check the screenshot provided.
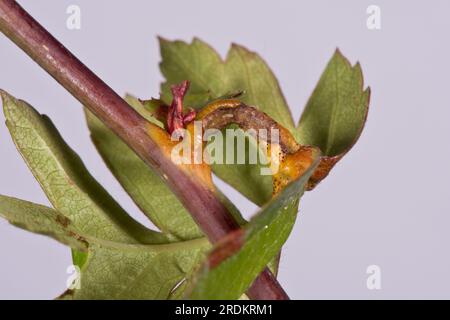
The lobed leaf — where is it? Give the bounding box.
[159,39,295,131]
[1,91,165,245]
[0,193,209,299]
[63,238,209,300]
[159,38,296,205]
[0,195,87,251]
[296,50,370,156]
[296,50,370,188]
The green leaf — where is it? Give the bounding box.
[188,150,320,300]
[0,195,87,252]
[0,193,209,299]
[159,38,295,205]
[84,108,203,240]
[0,194,209,300]
[159,38,294,130]
[208,127,273,206]
[1,90,169,272]
[296,49,370,157]
[65,238,209,299]
[1,90,164,245]
[71,249,88,267]
[124,94,164,128]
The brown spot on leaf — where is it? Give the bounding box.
[306,155,342,190]
[67,230,89,249]
[55,214,70,228]
[207,229,245,269]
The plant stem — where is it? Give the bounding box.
[0,0,288,300]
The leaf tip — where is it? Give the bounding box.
[0,89,11,104]
[230,42,255,57]
[334,47,343,56]
[364,86,372,104]
[192,37,204,45]
[353,62,371,101]
[332,47,353,67]
[0,89,16,119]
[157,35,169,45]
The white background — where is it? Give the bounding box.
[1,0,449,299]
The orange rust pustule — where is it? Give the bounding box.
[272,146,319,195]
[146,123,214,189]
[207,228,245,269]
